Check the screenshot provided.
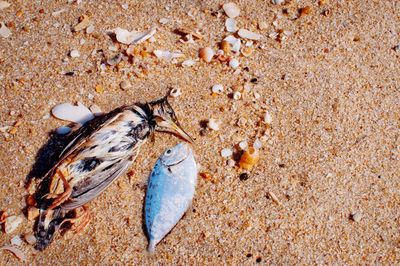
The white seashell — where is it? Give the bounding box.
[169,88,182,98]
[182,59,196,67]
[264,111,273,124]
[73,15,91,32]
[56,126,72,135]
[52,9,66,17]
[0,245,26,261]
[4,215,23,234]
[253,138,262,149]
[24,233,36,245]
[86,24,94,34]
[229,58,239,69]
[0,22,11,38]
[239,140,248,150]
[351,212,362,222]
[69,49,80,58]
[154,50,184,61]
[258,21,268,30]
[114,27,156,45]
[52,102,94,124]
[233,91,241,100]
[272,0,285,4]
[11,235,22,246]
[238,29,262,41]
[224,35,241,52]
[223,2,240,18]
[221,148,233,158]
[207,119,220,130]
[121,3,129,10]
[0,1,10,10]
[199,47,215,62]
[225,18,237,33]
[227,159,236,167]
[159,18,169,24]
[212,84,224,94]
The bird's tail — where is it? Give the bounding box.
[35,208,65,251]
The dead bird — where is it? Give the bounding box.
[145,143,197,252]
[33,96,193,251]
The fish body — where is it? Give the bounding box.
[145,143,197,252]
[33,97,193,250]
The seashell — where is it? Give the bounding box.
[114,27,156,45]
[264,111,273,124]
[212,84,224,94]
[159,18,169,24]
[73,15,91,32]
[229,58,240,69]
[11,235,22,246]
[119,80,132,90]
[223,2,240,18]
[52,102,94,124]
[240,47,253,57]
[238,29,262,41]
[239,140,248,150]
[56,126,72,135]
[199,47,215,62]
[24,233,37,245]
[253,138,262,149]
[0,1,10,10]
[272,0,285,4]
[4,215,23,234]
[220,40,231,54]
[258,21,268,30]
[225,18,237,33]
[169,88,182,98]
[224,35,241,52]
[233,91,241,100]
[86,24,94,34]
[0,22,11,38]
[182,59,196,67]
[154,50,184,61]
[221,148,233,157]
[0,245,26,261]
[207,118,220,130]
[69,49,80,58]
[106,53,122,65]
[217,54,229,62]
[239,147,259,170]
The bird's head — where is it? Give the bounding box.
[147,96,193,143]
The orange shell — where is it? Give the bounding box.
[239,147,259,170]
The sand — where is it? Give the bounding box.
[0,0,399,264]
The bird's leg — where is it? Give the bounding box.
[47,170,72,210]
[60,206,91,234]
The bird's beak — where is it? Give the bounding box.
[156,117,194,143]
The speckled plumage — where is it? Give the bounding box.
[145,143,197,252]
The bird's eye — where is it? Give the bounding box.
[165,149,172,156]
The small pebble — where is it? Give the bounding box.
[253,138,262,149]
[352,212,362,222]
[239,140,248,150]
[264,111,273,124]
[239,173,249,181]
[258,21,268,30]
[121,3,129,10]
[233,91,241,100]
[11,235,22,246]
[207,119,220,130]
[225,18,237,32]
[169,88,181,98]
[229,58,239,69]
[227,159,236,167]
[182,59,196,67]
[70,49,80,58]
[212,84,224,94]
[221,148,233,158]
[86,25,94,34]
[120,80,132,90]
[4,215,23,234]
[0,22,11,38]
[199,47,215,62]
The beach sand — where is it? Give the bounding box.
[0,0,399,264]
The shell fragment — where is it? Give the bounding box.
[52,102,95,124]
[114,27,156,45]
[238,29,262,41]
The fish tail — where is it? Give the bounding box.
[147,239,156,253]
[35,208,65,251]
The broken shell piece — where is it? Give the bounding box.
[0,245,26,261]
[107,53,122,66]
[86,24,94,34]
[69,49,80,58]
[264,111,273,124]
[227,159,236,167]
[258,21,268,30]
[169,88,181,98]
[159,18,169,24]
[0,1,10,10]
[11,235,22,246]
[272,0,285,4]
[4,215,23,234]
[182,59,196,67]
[56,126,72,135]
[229,58,239,69]
[233,91,241,100]
[223,2,240,18]
[24,233,36,245]
[239,147,259,170]
[239,140,248,150]
[113,27,156,45]
[207,119,220,130]
[52,102,94,124]
[238,29,262,41]
[120,80,132,90]
[73,15,91,32]
[0,22,11,38]
[221,148,233,158]
[253,138,262,149]
[220,40,231,54]
[224,35,241,52]
[199,47,215,62]
[225,18,237,33]
[154,50,184,61]
[241,47,253,57]
[212,84,224,94]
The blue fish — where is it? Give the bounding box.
[145,143,197,252]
